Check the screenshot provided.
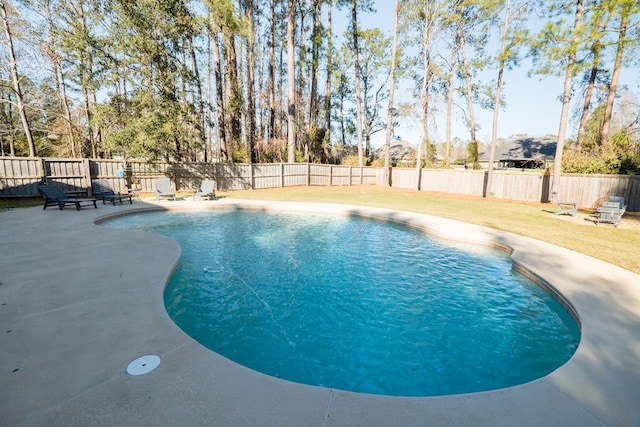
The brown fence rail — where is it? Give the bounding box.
[1,157,638,212]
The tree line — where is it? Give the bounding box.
[1,0,639,179]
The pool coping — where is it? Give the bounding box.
[2,198,640,426]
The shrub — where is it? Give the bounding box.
[562,131,640,175]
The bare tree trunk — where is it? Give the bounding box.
[445,42,457,168]
[418,7,433,190]
[309,1,320,132]
[577,55,598,148]
[245,0,257,163]
[351,0,364,167]
[286,0,296,163]
[278,36,285,144]
[384,0,400,186]
[187,35,206,162]
[0,87,13,155]
[551,0,584,202]
[57,65,76,157]
[362,81,370,159]
[3,88,17,156]
[43,0,76,157]
[324,0,333,146]
[485,0,511,198]
[268,0,276,141]
[459,26,477,143]
[212,31,228,161]
[224,32,242,159]
[577,15,606,148]
[235,30,246,158]
[338,76,347,147]
[91,92,101,156]
[255,6,264,147]
[1,1,36,157]
[77,2,98,158]
[600,2,629,147]
[80,85,94,158]
[206,35,213,162]
[297,10,307,160]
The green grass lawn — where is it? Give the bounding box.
[223,186,640,275]
[3,187,638,274]
[0,197,43,209]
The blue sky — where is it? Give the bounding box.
[334,1,640,147]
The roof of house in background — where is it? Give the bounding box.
[480,135,557,161]
[372,135,558,164]
[373,140,417,162]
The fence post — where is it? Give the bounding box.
[82,158,92,195]
[307,163,311,186]
[330,165,333,186]
[39,157,46,184]
[280,163,285,188]
[250,163,255,189]
[172,163,180,191]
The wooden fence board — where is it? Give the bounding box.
[1,157,638,212]
[253,164,283,189]
[0,158,41,196]
[309,164,331,186]
[627,177,640,212]
[419,169,485,196]
[282,163,308,187]
[326,165,351,186]
[42,158,87,193]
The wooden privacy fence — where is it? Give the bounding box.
[1,156,639,211]
[391,168,551,202]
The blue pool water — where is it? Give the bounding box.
[105,210,580,396]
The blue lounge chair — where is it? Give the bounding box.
[155,177,176,200]
[92,179,133,205]
[38,185,97,211]
[193,179,216,200]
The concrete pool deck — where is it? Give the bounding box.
[1,198,640,426]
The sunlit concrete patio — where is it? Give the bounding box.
[2,197,640,426]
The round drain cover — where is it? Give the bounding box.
[126,355,161,376]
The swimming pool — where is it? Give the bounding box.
[106,209,580,397]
